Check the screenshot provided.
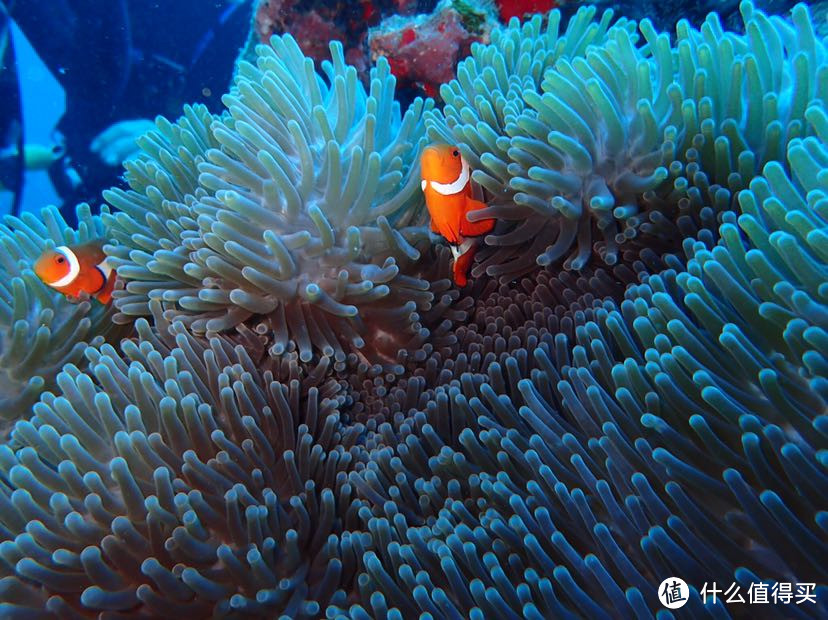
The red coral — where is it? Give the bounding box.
[345,45,369,75]
[496,0,558,22]
[387,56,409,78]
[291,11,346,65]
[252,0,497,96]
[369,3,495,98]
[395,0,420,15]
[253,0,364,77]
[254,0,296,41]
[362,1,378,23]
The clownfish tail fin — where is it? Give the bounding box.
[452,241,477,287]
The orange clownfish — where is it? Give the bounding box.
[420,145,495,286]
[34,241,116,304]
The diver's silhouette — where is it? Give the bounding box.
[0,0,250,223]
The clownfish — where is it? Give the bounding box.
[420,145,495,287]
[34,241,116,304]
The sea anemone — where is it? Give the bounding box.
[104,36,435,364]
[0,205,120,425]
[0,314,361,617]
[0,3,825,618]
[428,3,826,282]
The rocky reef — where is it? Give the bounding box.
[368,0,498,99]
[0,2,825,618]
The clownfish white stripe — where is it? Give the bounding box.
[97,258,114,280]
[48,246,81,288]
[449,237,475,261]
[428,156,470,196]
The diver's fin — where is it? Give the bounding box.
[460,198,495,237]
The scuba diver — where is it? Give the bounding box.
[0,0,251,223]
[0,0,24,216]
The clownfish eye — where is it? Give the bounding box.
[452,150,460,157]
[56,256,65,264]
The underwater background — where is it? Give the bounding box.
[0,0,825,617]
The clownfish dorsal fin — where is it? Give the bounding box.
[48,246,82,288]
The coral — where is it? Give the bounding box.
[291,11,348,68]
[104,36,435,364]
[250,0,342,70]
[368,0,498,99]
[0,204,121,425]
[0,3,826,619]
[496,0,558,23]
[252,0,296,43]
[248,0,498,102]
[246,0,431,83]
[427,2,826,280]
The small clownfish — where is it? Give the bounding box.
[34,241,116,304]
[420,145,495,287]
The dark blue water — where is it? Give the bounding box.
[1,0,250,219]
